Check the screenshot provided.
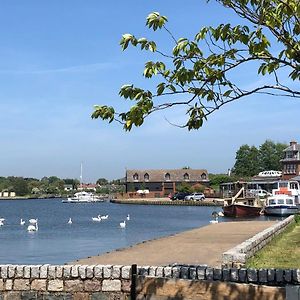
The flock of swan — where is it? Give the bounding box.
[0,214,131,232]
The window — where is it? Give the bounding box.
[144,173,149,181]
[133,173,139,181]
[286,198,294,205]
[165,173,171,181]
[201,173,207,180]
[183,173,189,180]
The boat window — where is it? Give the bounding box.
[286,198,294,205]
[277,199,285,204]
[279,182,288,188]
[269,199,276,205]
[290,182,299,189]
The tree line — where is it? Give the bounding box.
[232,140,287,177]
[0,176,125,197]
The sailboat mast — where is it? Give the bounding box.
[80,163,83,189]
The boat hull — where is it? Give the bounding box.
[264,206,299,216]
[223,204,262,217]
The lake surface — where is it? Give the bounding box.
[0,199,270,264]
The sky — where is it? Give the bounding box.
[0,1,298,182]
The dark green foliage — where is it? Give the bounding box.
[233,140,288,177]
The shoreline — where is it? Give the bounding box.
[111,198,223,206]
[71,220,276,267]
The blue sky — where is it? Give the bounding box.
[0,1,298,182]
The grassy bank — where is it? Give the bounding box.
[247,215,300,269]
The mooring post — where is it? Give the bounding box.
[131,264,137,300]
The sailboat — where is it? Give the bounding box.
[62,163,103,203]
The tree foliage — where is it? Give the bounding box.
[92,1,299,130]
[233,140,287,176]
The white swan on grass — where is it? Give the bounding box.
[92,215,101,222]
[68,218,72,224]
[119,220,126,228]
[20,219,25,225]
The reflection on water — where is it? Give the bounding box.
[0,199,271,264]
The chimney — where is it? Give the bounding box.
[290,140,297,150]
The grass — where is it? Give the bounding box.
[246,216,300,269]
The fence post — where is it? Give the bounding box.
[131,264,137,300]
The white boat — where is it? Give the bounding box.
[62,191,103,203]
[264,194,299,216]
[62,163,103,203]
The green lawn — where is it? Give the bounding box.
[246,217,300,269]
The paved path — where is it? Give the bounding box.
[72,221,276,267]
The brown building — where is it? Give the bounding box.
[125,169,209,197]
[281,141,300,180]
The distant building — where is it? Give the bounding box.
[64,184,74,192]
[78,183,97,192]
[125,169,209,197]
[281,141,300,180]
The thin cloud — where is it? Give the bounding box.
[0,62,118,75]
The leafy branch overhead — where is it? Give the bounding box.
[92,1,300,130]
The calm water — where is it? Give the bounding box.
[0,199,268,264]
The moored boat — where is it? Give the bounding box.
[62,191,103,203]
[264,194,299,216]
[222,187,262,217]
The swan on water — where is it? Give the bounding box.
[101,215,108,220]
[210,211,219,224]
[20,219,25,226]
[68,218,72,224]
[29,218,38,224]
[119,220,126,228]
[92,215,101,222]
[126,214,130,221]
[27,221,38,232]
[0,221,4,227]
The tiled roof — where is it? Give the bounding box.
[284,144,300,152]
[126,169,209,183]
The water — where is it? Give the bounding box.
[0,199,267,264]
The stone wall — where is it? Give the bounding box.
[222,215,295,268]
[0,264,300,299]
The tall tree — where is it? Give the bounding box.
[259,140,287,171]
[233,145,260,177]
[92,1,299,130]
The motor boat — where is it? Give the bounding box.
[264,194,299,216]
[62,191,103,203]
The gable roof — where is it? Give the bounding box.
[126,169,209,183]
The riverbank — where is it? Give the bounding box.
[111,198,223,206]
[72,220,276,267]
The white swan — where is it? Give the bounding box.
[92,215,101,222]
[0,220,4,227]
[27,221,38,232]
[101,215,108,220]
[68,218,72,224]
[209,216,219,224]
[29,218,38,224]
[120,220,126,228]
[126,214,130,221]
[20,219,25,225]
